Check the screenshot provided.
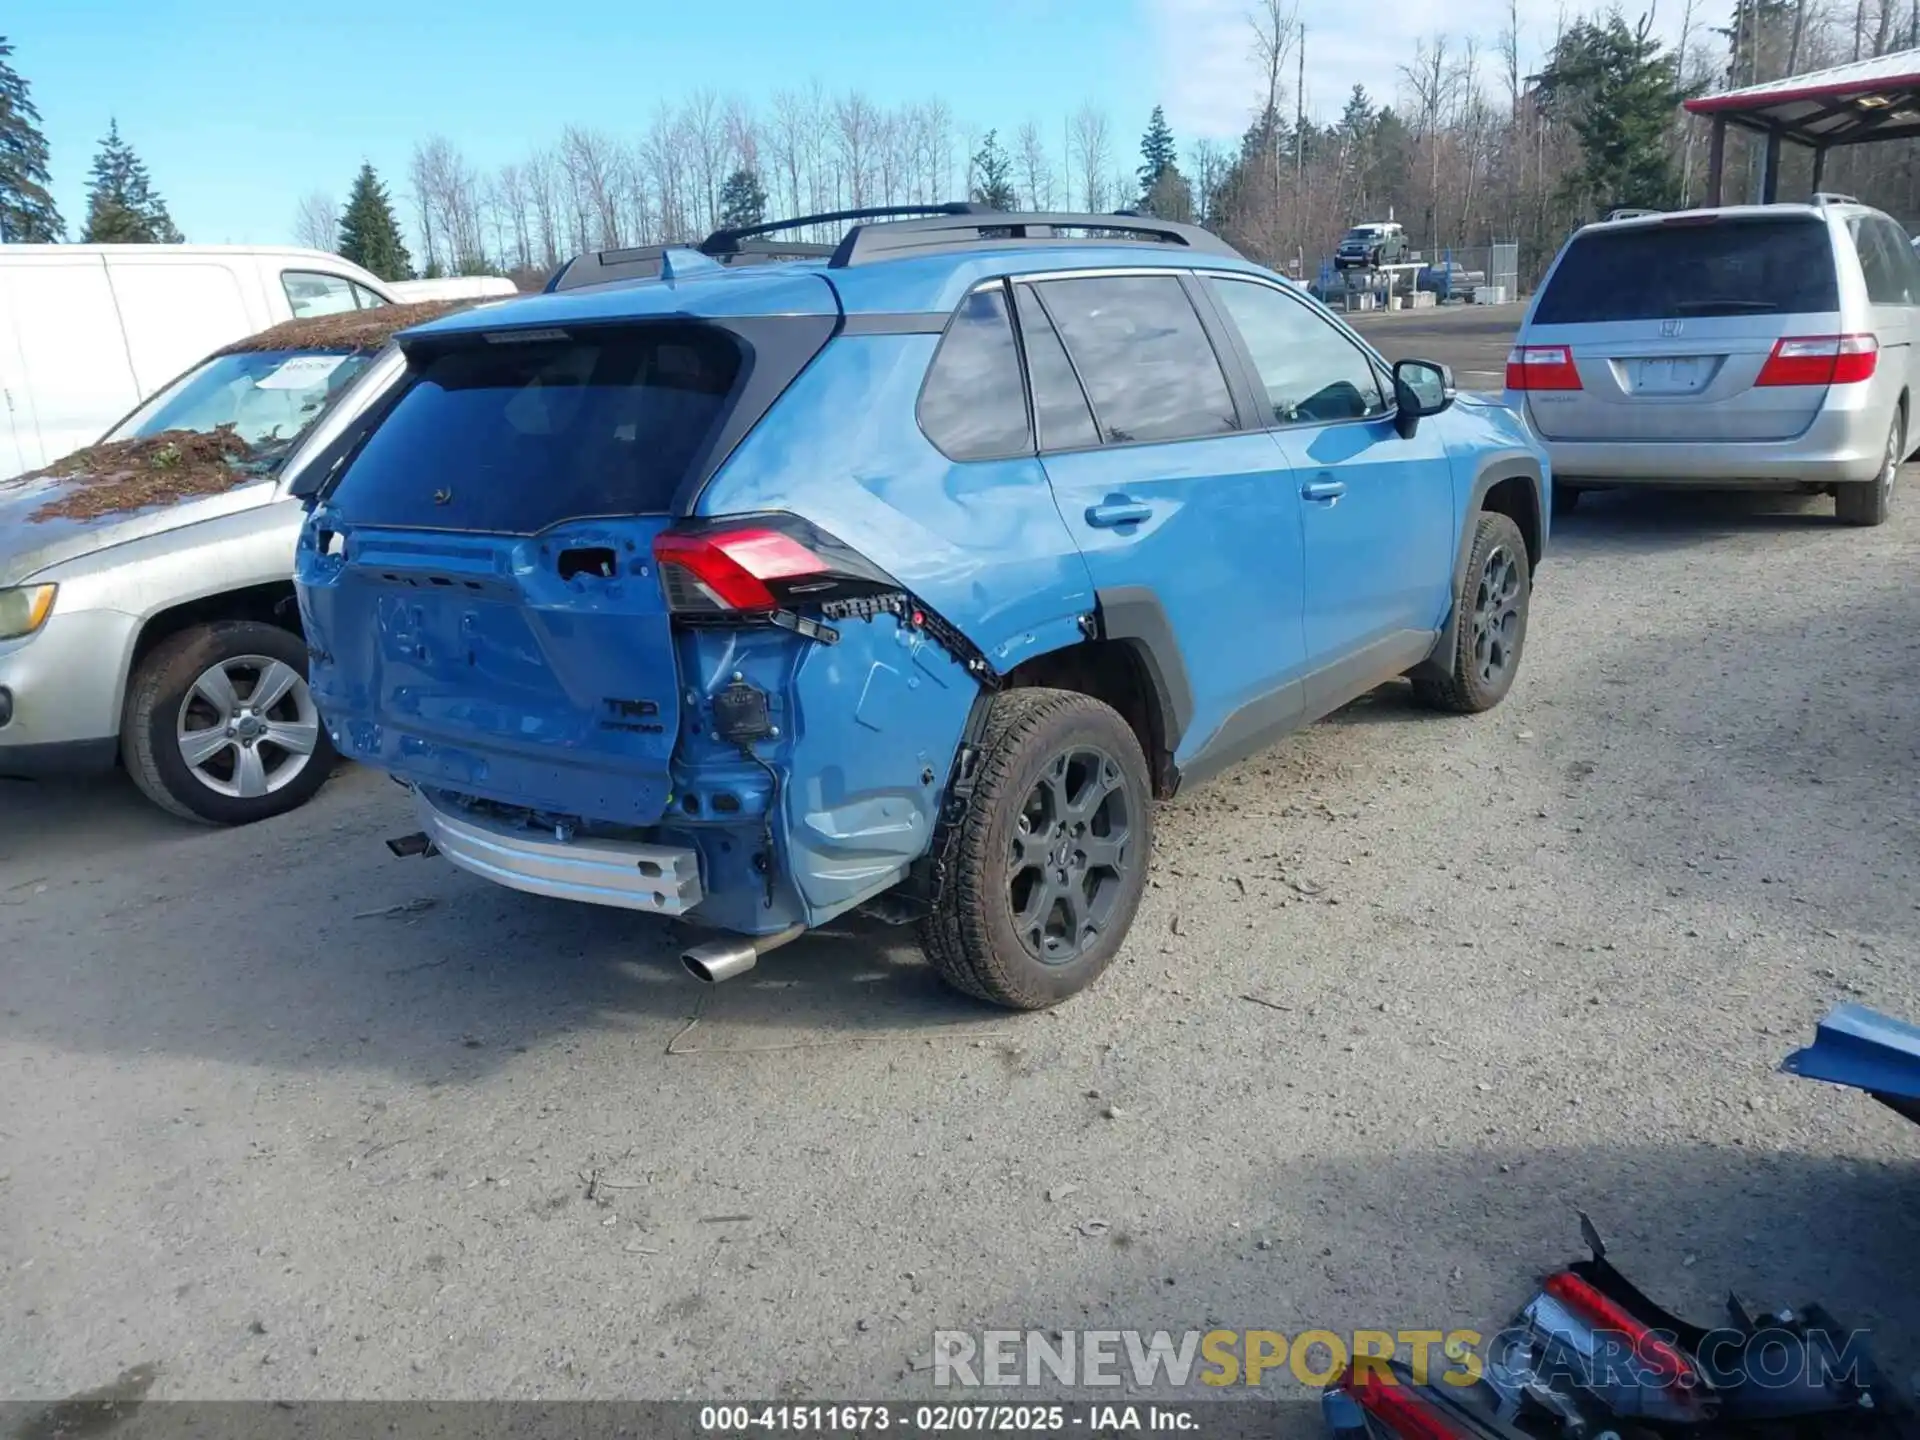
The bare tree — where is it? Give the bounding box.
[292,191,337,252]
[1189,138,1225,223]
[683,89,726,232]
[1070,104,1111,214]
[725,95,761,177]
[769,88,809,219]
[408,141,440,272]
[834,90,881,209]
[494,163,531,270]
[525,148,562,269]
[643,104,692,241]
[1016,121,1055,209]
[561,125,623,249]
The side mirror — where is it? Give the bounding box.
[1393,358,1455,438]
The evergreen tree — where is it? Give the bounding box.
[0,36,62,241]
[82,121,183,244]
[1137,105,1178,202]
[1141,165,1195,222]
[1536,14,1683,216]
[970,130,1017,210]
[717,167,768,231]
[336,163,413,280]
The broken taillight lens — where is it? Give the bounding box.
[652,514,900,617]
[1755,333,1878,386]
[1515,1269,1712,1424]
[1324,1364,1516,1439]
[1505,345,1582,391]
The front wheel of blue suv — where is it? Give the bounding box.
[1411,510,1533,714]
[918,689,1154,1010]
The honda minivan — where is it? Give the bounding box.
[1506,200,1920,524]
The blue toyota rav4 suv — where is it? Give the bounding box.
[293,205,1549,1010]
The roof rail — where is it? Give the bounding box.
[545,237,835,292]
[1603,207,1664,221]
[1811,191,1861,206]
[701,202,992,256]
[827,209,1245,266]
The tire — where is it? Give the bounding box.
[1551,484,1583,518]
[916,689,1153,1010]
[121,620,336,825]
[1835,407,1902,527]
[1411,510,1532,715]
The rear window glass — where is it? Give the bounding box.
[1534,219,1838,323]
[328,325,740,533]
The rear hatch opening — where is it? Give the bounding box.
[297,314,833,831]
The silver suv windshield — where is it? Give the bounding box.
[105,348,378,471]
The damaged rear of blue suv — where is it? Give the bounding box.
[294,204,1549,1009]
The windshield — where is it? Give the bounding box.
[105,348,378,469]
[1343,228,1381,243]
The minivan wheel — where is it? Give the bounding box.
[122,620,336,825]
[1410,510,1532,714]
[1836,408,1902,527]
[917,689,1152,1010]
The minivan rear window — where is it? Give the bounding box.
[328,324,741,533]
[1533,218,1838,324]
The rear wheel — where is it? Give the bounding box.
[1835,407,1902,527]
[1411,510,1532,714]
[122,621,336,825]
[917,689,1152,1010]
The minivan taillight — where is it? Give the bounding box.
[651,516,899,616]
[1505,345,1582,391]
[1756,333,1878,386]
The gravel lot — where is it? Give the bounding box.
[3,305,1918,1414]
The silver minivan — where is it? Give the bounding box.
[1507,200,1919,525]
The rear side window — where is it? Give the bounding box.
[1851,217,1920,304]
[1037,275,1238,444]
[1533,219,1838,323]
[329,324,740,533]
[918,285,1031,461]
[1014,285,1100,451]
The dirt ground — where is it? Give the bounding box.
[2,304,1917,1413]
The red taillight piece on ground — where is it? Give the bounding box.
[652,528,827,612]
[1506,345,1582,391]
[1339,1367,1479,1439]
[1756,333,1878,387]
[1541,1271,1695,1389]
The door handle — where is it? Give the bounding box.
[1301,479,1347,502]
[1086,499,1152,527]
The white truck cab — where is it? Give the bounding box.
[0,245,399,480]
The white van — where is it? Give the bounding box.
[386,275,519,302]
[0,245,399,480]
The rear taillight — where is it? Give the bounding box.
[1326,1366,1484,1439]
[653,528,825,613]
[1539,1273,1695,1390]
[651,515,899,617]
[1756,333,1878,386]
[1505,345,1582,391]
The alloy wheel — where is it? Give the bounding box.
[1007,745,1135,965]
[1473,545,1523,687]
[176,655,320,799]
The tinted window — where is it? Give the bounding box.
[1208,277,1387,424]
[282,270,360,319]
[1533,219,1838,323]
[329,324,740,533]
[1014,284,1099,451]
[1853,217,1920,304]
[1037,275,1237,444]
[918,285,1031,460]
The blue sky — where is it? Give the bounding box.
[14,0,1679,248]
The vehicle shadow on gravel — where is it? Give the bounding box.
[1552,483,1866,549]
[0,766,1010,1080]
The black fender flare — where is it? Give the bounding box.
[1414,455,1544,679]
[1093,585,1195,762]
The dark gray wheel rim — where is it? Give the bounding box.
[1007,745,1134,965]
[1473,545,1523,687]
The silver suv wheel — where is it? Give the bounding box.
[176,655,321,798]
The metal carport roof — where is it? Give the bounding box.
[1685,48,1920,202]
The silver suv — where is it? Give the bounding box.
[1507,200,1919,524]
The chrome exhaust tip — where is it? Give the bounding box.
[680,923,805,984]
